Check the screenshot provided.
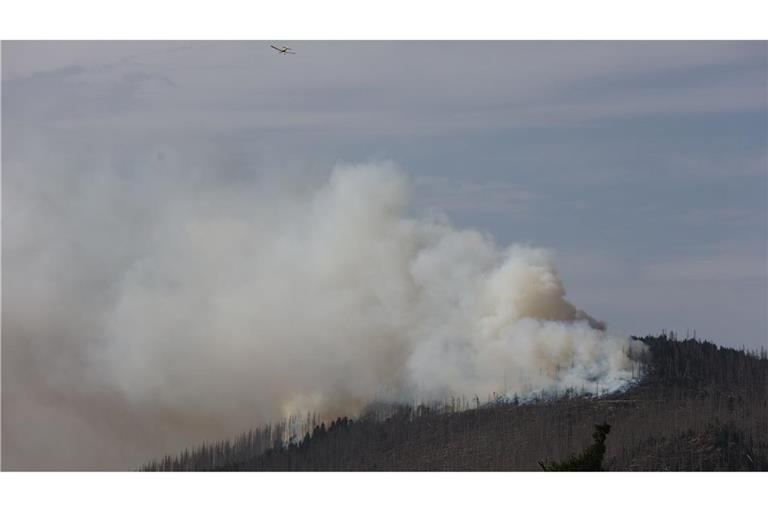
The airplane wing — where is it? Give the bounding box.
[270,45,281,51]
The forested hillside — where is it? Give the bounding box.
[142,334,768,471]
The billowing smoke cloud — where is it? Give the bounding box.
[3,160,642,469]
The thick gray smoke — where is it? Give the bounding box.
[3,161,642,469]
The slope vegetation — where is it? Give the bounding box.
[143,335,768,471]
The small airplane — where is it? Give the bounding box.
[270,45,296,55]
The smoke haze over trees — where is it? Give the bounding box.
[143,335,768,471]
[3,164,643,469]
[3,41,765,471]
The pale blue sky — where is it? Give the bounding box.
[3,41,767,349]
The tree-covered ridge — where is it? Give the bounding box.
[142,334,768,471]
[636,333,768,392]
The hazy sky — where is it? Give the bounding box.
[2,42,767,469]
[6,41,765,347]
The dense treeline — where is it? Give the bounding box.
[635,333,767,394]
[141,413,323,472]
[141,422,283,472]
[142,334,768,471]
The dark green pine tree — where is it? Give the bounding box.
[539,423,611,471]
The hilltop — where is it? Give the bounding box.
[143,334,768,471]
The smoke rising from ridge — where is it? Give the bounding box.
[3,161,642,469]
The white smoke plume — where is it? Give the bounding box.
[3,161,642,469]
